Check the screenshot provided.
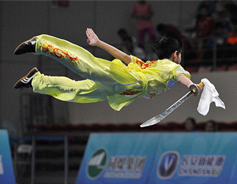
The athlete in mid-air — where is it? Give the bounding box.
[13,28,203,111]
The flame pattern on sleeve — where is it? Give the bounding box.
[131,56,156,69]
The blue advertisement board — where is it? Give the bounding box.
[149,133,237,184]
[76,132,237,184]
[0,130,16,184]
[76,133,159,184]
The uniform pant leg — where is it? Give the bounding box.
[35,34,116,84]
[32,71,111,103]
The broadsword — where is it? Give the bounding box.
[140,83,203,128]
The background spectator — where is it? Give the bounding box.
[131,0,156,48]
[195,5,214,51]
[184,117,197,132]
[156,23,195,62]
[122,37,146,61]
[205,119,218,132]
[225,19,237,61]
[117,28,146,61]
[156,23,184,40]
[217,11,232,33]
[117,28,137,45]
[197,0,216,17]
[205,22,229,63]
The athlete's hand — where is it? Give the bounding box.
[86,28,100,46]
[191,83,204,95]
[196,83,204,93]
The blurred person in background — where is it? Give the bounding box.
[117,28,137,46]
[156,23,185,41]
[224,19,237,62]
[156,23,195,62]
[197,0,216,17]
[195,5,214,57]
[185,117,197,132]
[117,28,146,60]
[122,36,146,61]
[131,0,156,48]
[205,119,218,132]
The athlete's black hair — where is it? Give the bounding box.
[153,37,182,59]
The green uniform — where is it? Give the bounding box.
[32,34,190,111]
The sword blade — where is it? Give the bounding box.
[140,91,194,128]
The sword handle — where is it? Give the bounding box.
[189,82,204,96]
[189,84,198,96]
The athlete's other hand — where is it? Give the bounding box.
[86,28,100,46]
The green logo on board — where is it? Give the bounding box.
[87,148,107,179]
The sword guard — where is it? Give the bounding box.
[189,84,198,96]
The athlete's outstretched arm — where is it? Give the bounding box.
[178,74,203,92]
[86,28,131,65]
